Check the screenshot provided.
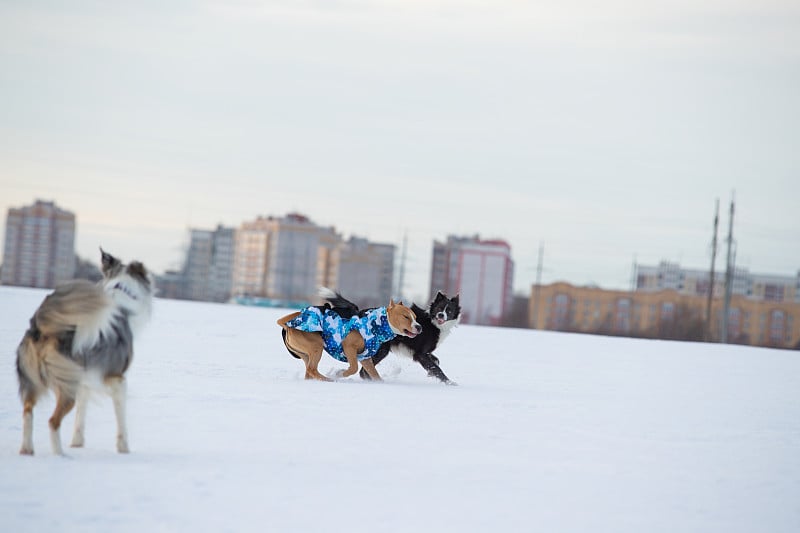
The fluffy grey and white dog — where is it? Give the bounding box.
[16,249,154,456]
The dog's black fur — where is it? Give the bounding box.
[320,290,460,385]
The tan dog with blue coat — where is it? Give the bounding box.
[277,290,421,381]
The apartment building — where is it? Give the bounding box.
[2,199,76,288]
[183,225,235,302]
[430,235,514,326]
[231,213,340,304]
[326,236,395,308]
[530,282,800,349]
[635,261,800,303]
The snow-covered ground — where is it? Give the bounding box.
[1,286,798,533]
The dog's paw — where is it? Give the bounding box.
[445,380,458,386]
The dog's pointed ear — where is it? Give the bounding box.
[453,293,460,303]
[389,299,395,309]
[100,248,121,275]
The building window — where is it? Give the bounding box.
[615,299,631,333]
[770,310,786,345]
[549,293,571,331]
[727,308,742,339]
[764,284,785,302]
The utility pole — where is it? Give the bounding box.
[721,193,735,343]
[532,242,543,329]
[705,199,719,341]
[396,231,407,300]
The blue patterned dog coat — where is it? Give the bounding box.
[285,306,397,362]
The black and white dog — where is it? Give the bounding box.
[319,288,460,385]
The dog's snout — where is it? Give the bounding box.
[436,311,446,320]
[413,323,422,334]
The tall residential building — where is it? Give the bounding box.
[635,261,800,303]
[430,235,514,326]
[231,213,340,304]
[2,200,76,288]
[325,236,395,308]
[530,281,800,349]
[183,225,235,302]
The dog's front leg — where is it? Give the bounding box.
[340,333,362,378]
[70,385,89,447]
[341,351,360,378]
[108,377,129,453]
[417,352,456,385]
[360,344,389,380]
[359,358,382,381]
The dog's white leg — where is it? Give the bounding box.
[109,377,129,453]
[70,385,89,448]
[49,425,64,456]
[20,406,34,455]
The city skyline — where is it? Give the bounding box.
[2,2,799,303]
[1,194,797,301]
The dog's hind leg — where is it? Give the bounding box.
[48,389,76,456]
[70,385,90,448]
[304,346,332,381]
[285,329,331,381]
[20,395,36,455]
[107,376,129,453]
[17,338,44,455]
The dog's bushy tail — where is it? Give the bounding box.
[16,280,112,403]
[33,280,113,338]
[16,332,83,404]
[318,287,360,318]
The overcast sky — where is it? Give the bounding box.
[1,0,798,301]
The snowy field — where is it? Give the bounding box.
[1,286,798,533]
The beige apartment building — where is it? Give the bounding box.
[530,282,800,349]
[230,213,394,307]
[231,213,340,303]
